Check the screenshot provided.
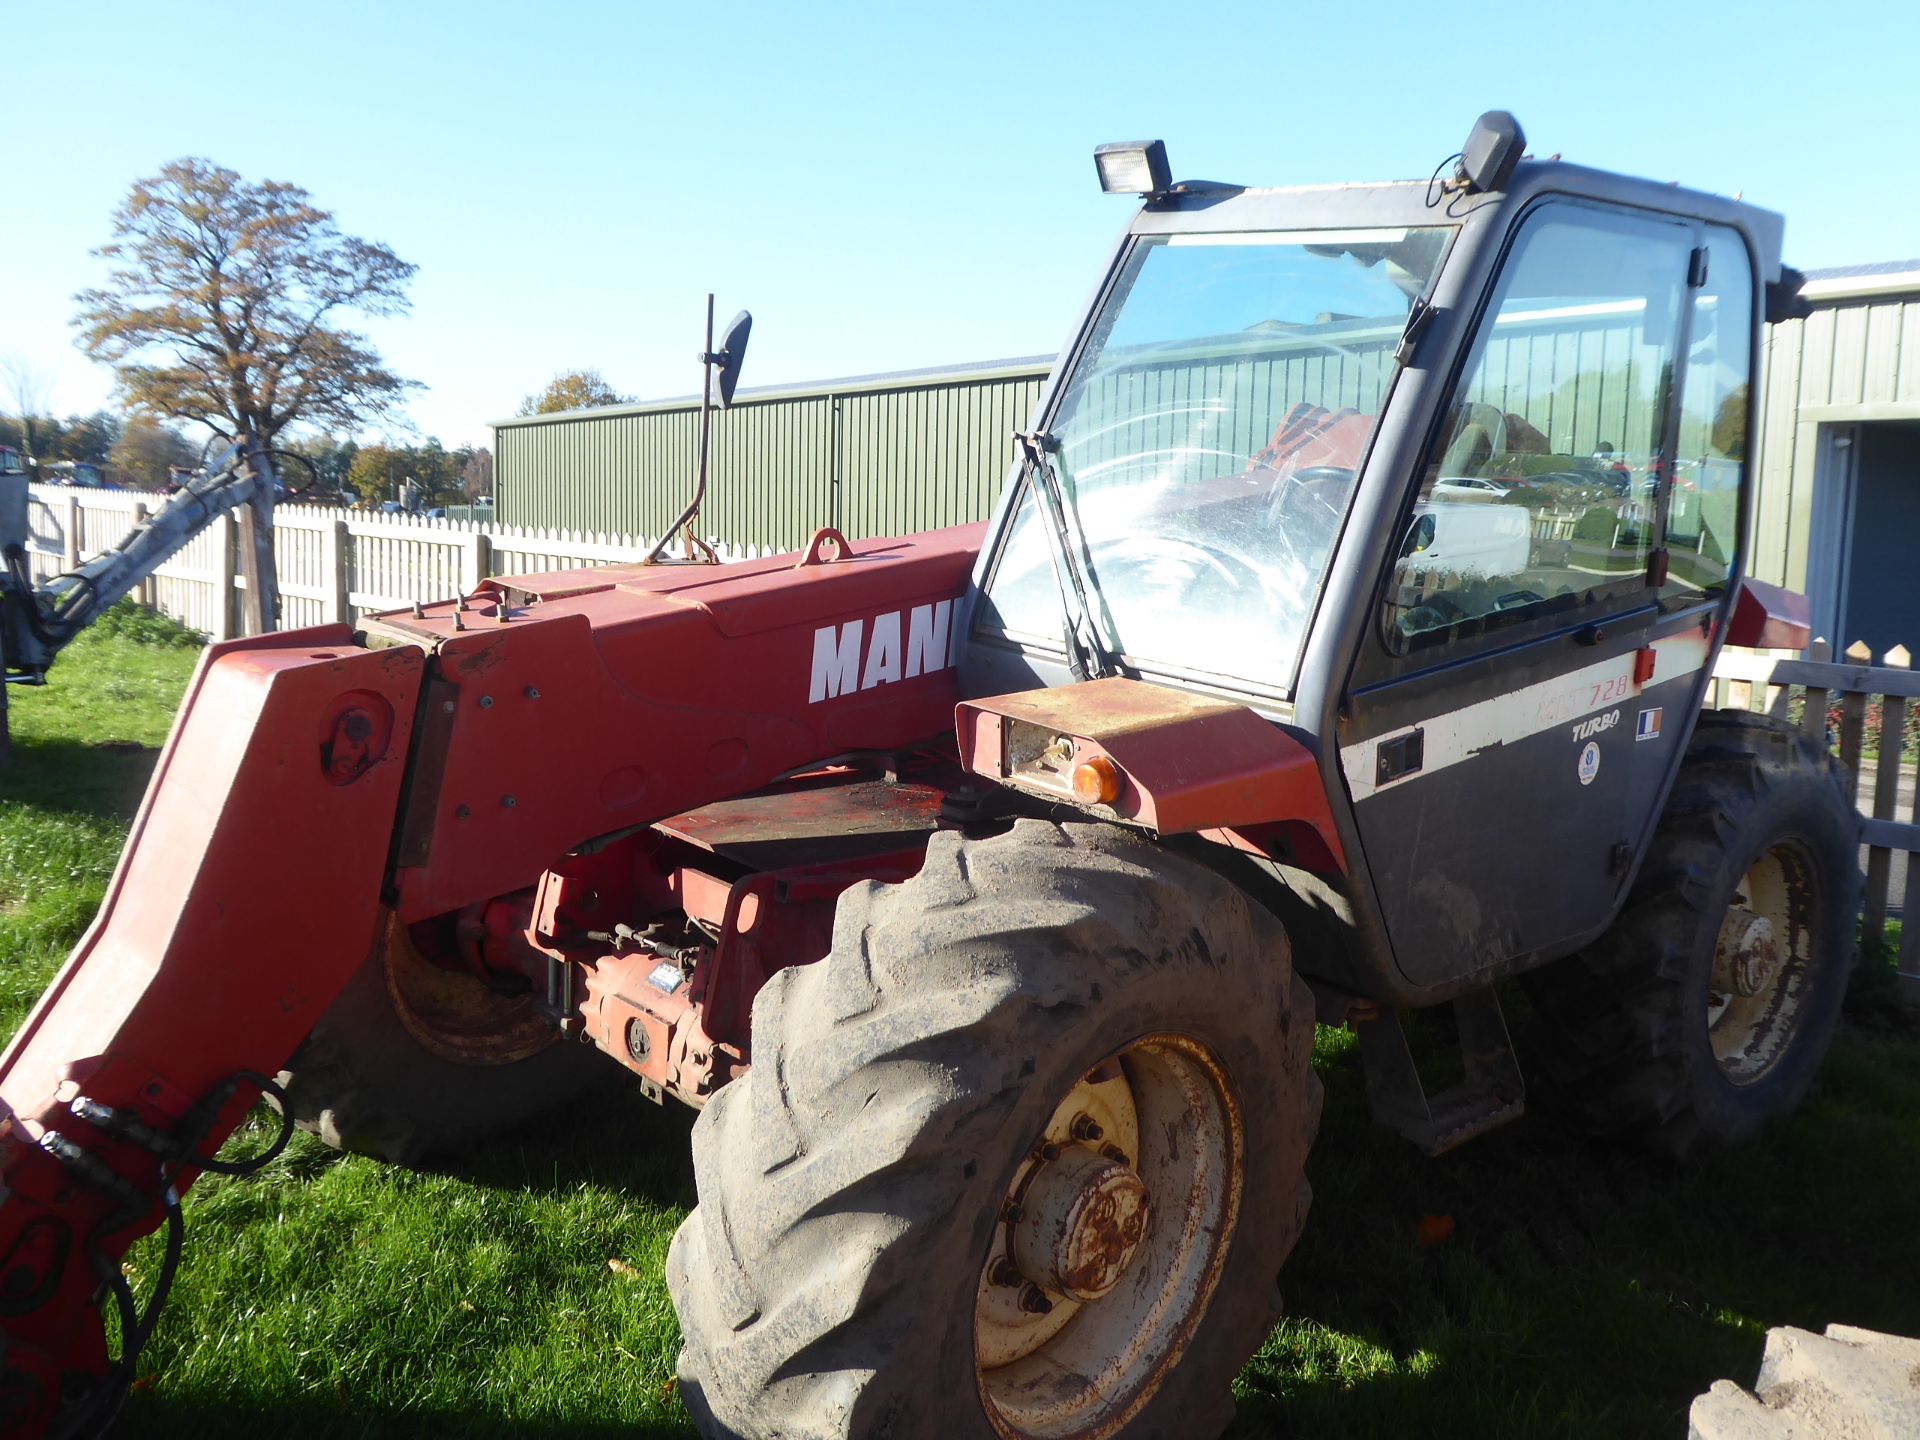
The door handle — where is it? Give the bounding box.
[1376,728,1425,785]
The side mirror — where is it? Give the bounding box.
[713,310,752,407]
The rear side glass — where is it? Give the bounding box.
[1664,229,1752,594]
[1387,203,1692,652]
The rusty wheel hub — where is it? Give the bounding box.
[974,1034,1243,1440]
[380,910,558,1067]
[1707,847,1815,1086]
[1011,1145,1151,1304]
[1712,909,1780,998]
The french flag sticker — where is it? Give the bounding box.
[1636,707,1663,742]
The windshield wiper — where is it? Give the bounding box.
[1014,429,1113,682]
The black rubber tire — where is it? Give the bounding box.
[280,927,613,1166]
[1521,709,1861,1160]
[667,819,1322,1440]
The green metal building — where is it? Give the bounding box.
[495,263,1920,652]
[492,357,1049,554]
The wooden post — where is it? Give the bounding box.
[1837,641,1872,805]
[462,529,491,597]
[1799,639,1832,745]
[1897,654,1920,1000]
[322,518,349,624]
[1864,645,1909,943]
[62,494,80,570]
[215,512,237,642]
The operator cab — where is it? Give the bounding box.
[958,114,1788,1007]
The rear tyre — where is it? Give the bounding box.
[1522,710,1860,1159]
[281,910,610,1165]
[667,819,1321,1440]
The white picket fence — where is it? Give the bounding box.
[22,484,773,639]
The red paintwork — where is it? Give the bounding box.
[370,525,980,919]
[1727,578,1812,651]
[0,630,423,1426]
[957,677,1346,872]
[1247,402,1375,474]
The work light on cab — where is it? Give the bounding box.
[1094,140,1170,197]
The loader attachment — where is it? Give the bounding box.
[0,630,424,1435]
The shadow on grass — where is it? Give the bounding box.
[124,1397,697,1440]
[1222,1015,1920,1439]
[0,734,162,822]
[431,1071,702,1209]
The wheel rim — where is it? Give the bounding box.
[1706,842,1819,1086]
[379,912,559,1066]
[974,1033,1243,1440]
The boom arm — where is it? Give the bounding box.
[1,440,282,766]
[1,441,277,682]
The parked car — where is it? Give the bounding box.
[1431,475,1513,502]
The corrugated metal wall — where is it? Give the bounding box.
[1067,330,1399,483]
[1753,294,1920,589]
[495,364,1047,552]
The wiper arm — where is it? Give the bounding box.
[1014,429,1112,682]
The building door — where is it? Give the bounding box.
[1838,421,1920,659]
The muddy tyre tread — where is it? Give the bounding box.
[668,819,1321,1440]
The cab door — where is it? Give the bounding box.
[1336,200,1741,991]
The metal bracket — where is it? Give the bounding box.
[794,527,854,567]
[1351,988,1525,1156]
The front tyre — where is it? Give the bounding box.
[667,820,1321,1440]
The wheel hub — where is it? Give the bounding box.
[1010,1146,1151,1303]
[974,1035,1244,1439]
[1713,908,1780,998]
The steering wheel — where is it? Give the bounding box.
[1084,532,1263,598]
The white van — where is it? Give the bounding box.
[1406,498,1531,578]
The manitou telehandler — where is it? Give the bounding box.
[0,114,1856,1439]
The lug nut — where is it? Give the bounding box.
[1101,1143,1131,1166]
[989,1258,1024,1289]
[1017,1283,1054,1315]
[1036,1142,1061,1163]
[1002,1201,1025,1224]
[1069,1113,1104,1143]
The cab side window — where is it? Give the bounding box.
[1664,228,1752,594]
[1387,204,1693,648]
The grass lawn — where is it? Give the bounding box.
[4,609,1919,1439]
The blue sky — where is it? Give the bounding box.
[4,0,1917,449]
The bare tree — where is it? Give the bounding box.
[0,357,51,463]
[73,158,420,445]
[459,446,493,502]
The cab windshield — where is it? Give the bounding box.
[978,226,1451,693]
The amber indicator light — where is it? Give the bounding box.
[1071,754,1122,806]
